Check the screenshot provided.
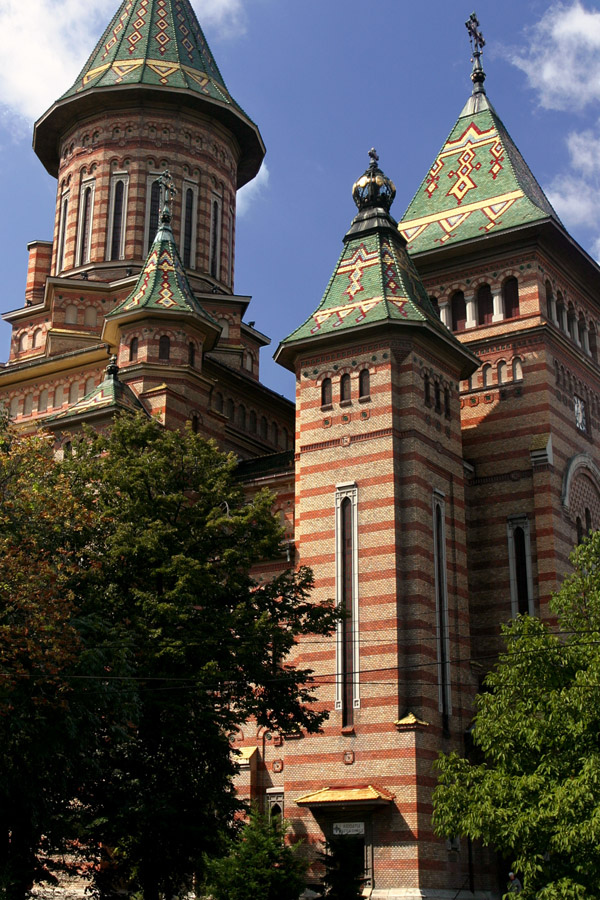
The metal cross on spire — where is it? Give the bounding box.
[465,12,485,56]
[157,169,177,221]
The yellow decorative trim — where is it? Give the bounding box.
[399,189,524,232]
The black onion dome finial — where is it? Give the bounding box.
[106,354,119,379]
[352,149,396,212]
[466,12,486,93]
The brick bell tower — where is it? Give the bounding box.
[273,154,488,897]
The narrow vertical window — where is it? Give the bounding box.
[576,517,584,546]
[147,180,161,251]
[503,277,520,319]
[476,283,493,326]
[321,377,332,407]
[434,381,441,413]
[210,197,220,279]
[110,179,125,260]
[507,516,534,617]
[585,507,592,536]
[78,185,92,265]
[129,337,138,362]
[335,484,359,724]
[188,341,195,367]
[424,372,431,405]
[57,194,69,273]
[434,495,450,732]
[183,188,194,268]
[228,208,235,286]
[340,373,351,403]
[451,290,466,332]
[158,335,170,361]
[359,369,370,399]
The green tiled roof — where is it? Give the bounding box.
[280,221,442,346]
[63,0,235,109]
[45,358,148,425]
[106,210,218,325]
[399,90,561,254]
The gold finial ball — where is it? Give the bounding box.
[352,149,396,212]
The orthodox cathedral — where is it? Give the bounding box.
[2,2,600,898]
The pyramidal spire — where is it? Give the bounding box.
[103,170,219,344]
[276,153,476,377]
[399,14,561,255]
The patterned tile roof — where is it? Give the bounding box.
[106,207,218,328]
[62,0,234,109]
[45,357,148,425]
[399,90,561,254]
[279,211,457,350]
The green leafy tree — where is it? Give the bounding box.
[0,417,134,900]
[433,530,600,899]
[316,835,366,900]
[202,810,307,900]
[63,414,339,900]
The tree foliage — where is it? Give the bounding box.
[201,811,307,900]
[433,531,600,899]
[0,413,339,899]
[316,835,366,900]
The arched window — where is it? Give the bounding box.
[424,372,431,405]
[23,393,33,416]
[482,363,492,387]
[147,180,161,251]
[84,306,97,327]
[129,337,139,362]
[214,392,223,413]
[271,422,279,445]
[210,198,220,279]
[359,369,370,399]
[110,179,125,260]
[259,416,268,439]
[282,426,288,449]
[9,396,18,418]
[340,373,351,403]
[585,507,592,535]
[191,414,199,434]
[65,304,78,325]
[497,360,507,384]
[183,188,194,269]
[568,303,577,341]
[37,389,48,413]
[225,398,234,419]
[576,516,584,546]
[57,195,68,272]
[238,405,246,429]
[249,410,257,433]
[158,335,170,361]
[434,380,441,413]
[31,328,42,349]
[513,526,530,614]
[477,283,493,326]
[78,185,92,265]
[556,292,567,331]
[17,333,27,353]
[434,499,450,731]
[188,342,196,367]
[321,377,332,407]
[429,296,440,318]
[545,280,555,321]
[340,495,355,728]
[218,318,230,339]
[444,387,451,417]
[578,314,587,349]
[85,377,95,395]
[69,382,79,404]
[243,350,253,371]
[513,357,523,381]
[451,290,466,332]
[503,277,519,319]
[54,385,64,408]
[589,322,598,362]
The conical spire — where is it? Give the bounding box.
[276,153,477,377]
[33,0,264,184]
[103,170,219,345]
[399,14,561,254]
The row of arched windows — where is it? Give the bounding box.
[8,376,98,418]
[424,373,451,417]
[213,392,290,449]
[556,362,600,419]
[126,335,198,368]
[321,369,370,407]
[545,281,598,361]
[442,277,519,332]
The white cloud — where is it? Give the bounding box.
[0,0,247,126]
[510,1,600,112]
[545,122,600,256]
[236,162,270,217]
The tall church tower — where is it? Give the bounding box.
[399,17,600,666]
[1,0,293,459]
[270,154,487,897]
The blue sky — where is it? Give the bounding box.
[2,0,600,399]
